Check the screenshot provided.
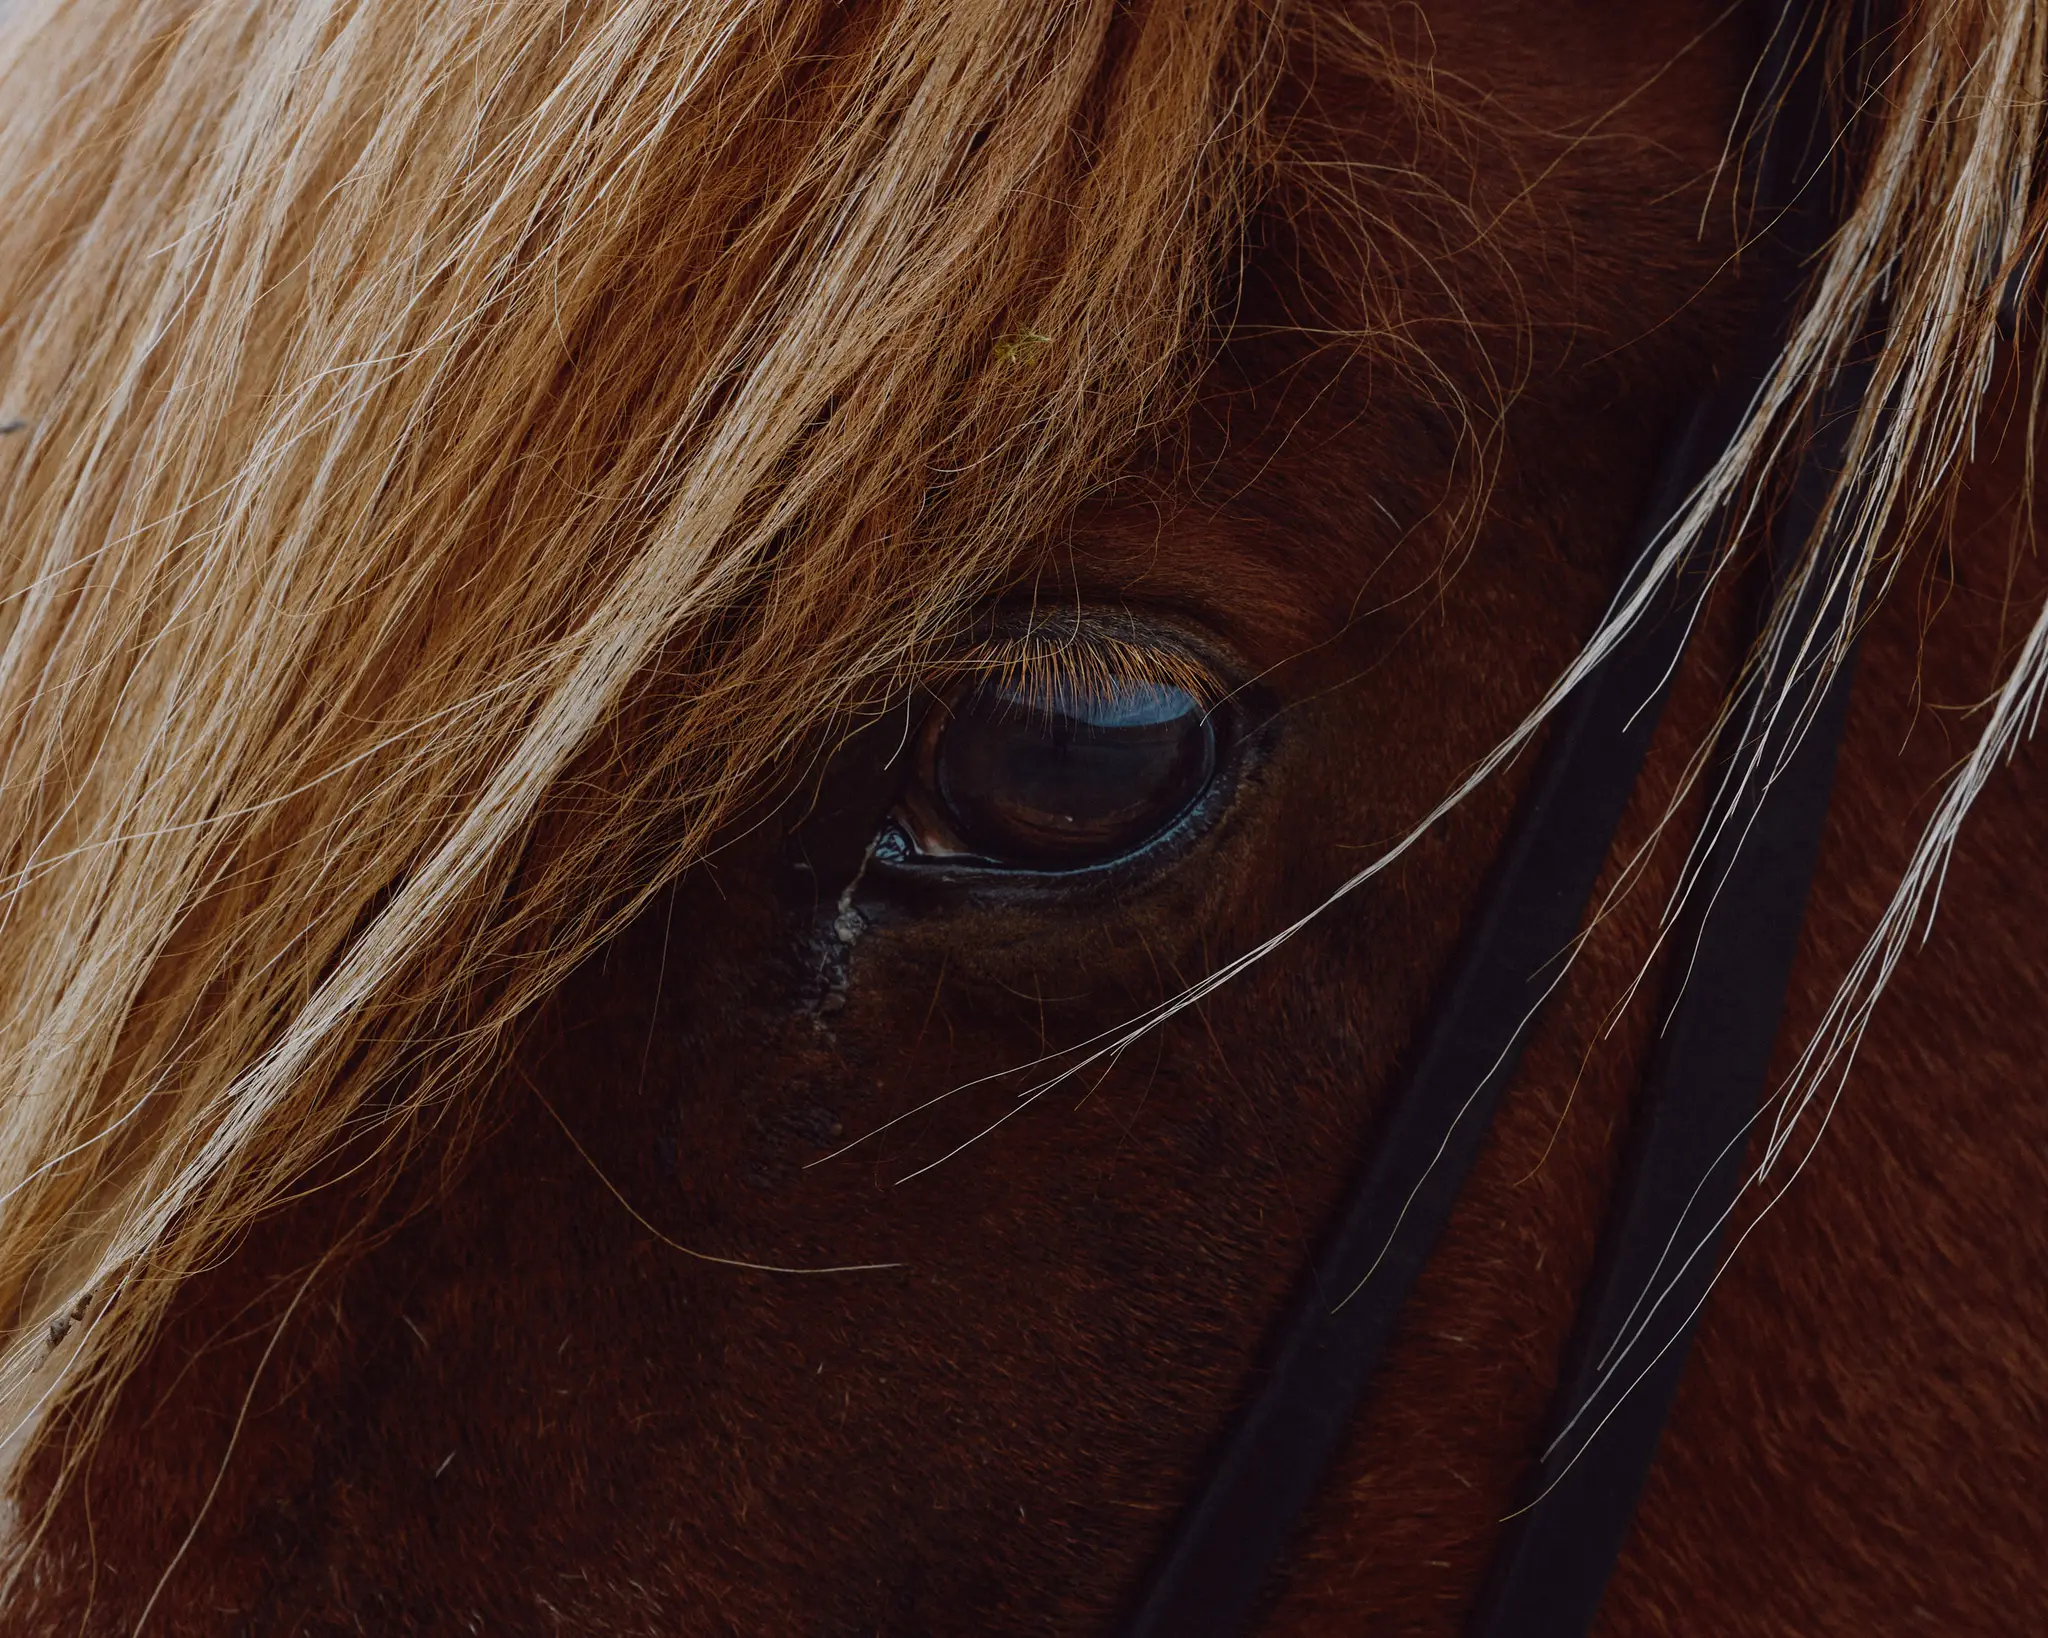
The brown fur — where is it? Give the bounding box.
[6,1,2046,1634]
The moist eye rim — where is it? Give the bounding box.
[872,709,1259,892]
[864,606,1265,889]
[928,679,1220,870]
[868,752,1239,886]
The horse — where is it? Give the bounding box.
[0,0,2041,1630]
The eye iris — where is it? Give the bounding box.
[933,676,1216,868]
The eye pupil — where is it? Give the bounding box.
[932,675,1216,869]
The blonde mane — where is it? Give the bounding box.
[0,0,2038,1540]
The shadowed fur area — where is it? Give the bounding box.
[0,0,2044,1633]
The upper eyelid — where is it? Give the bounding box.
[928,622,1224,711]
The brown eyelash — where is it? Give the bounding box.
[932,619,1221,712]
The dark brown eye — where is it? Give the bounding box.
[922,674,1217,870]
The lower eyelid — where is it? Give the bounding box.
[887,668,1225,874]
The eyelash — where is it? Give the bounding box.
[880,632,1231,876]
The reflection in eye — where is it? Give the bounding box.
[918,671,1217,870]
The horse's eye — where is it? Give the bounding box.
[918,673,1217,870]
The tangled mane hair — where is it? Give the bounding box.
[0,0,2040,1529]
